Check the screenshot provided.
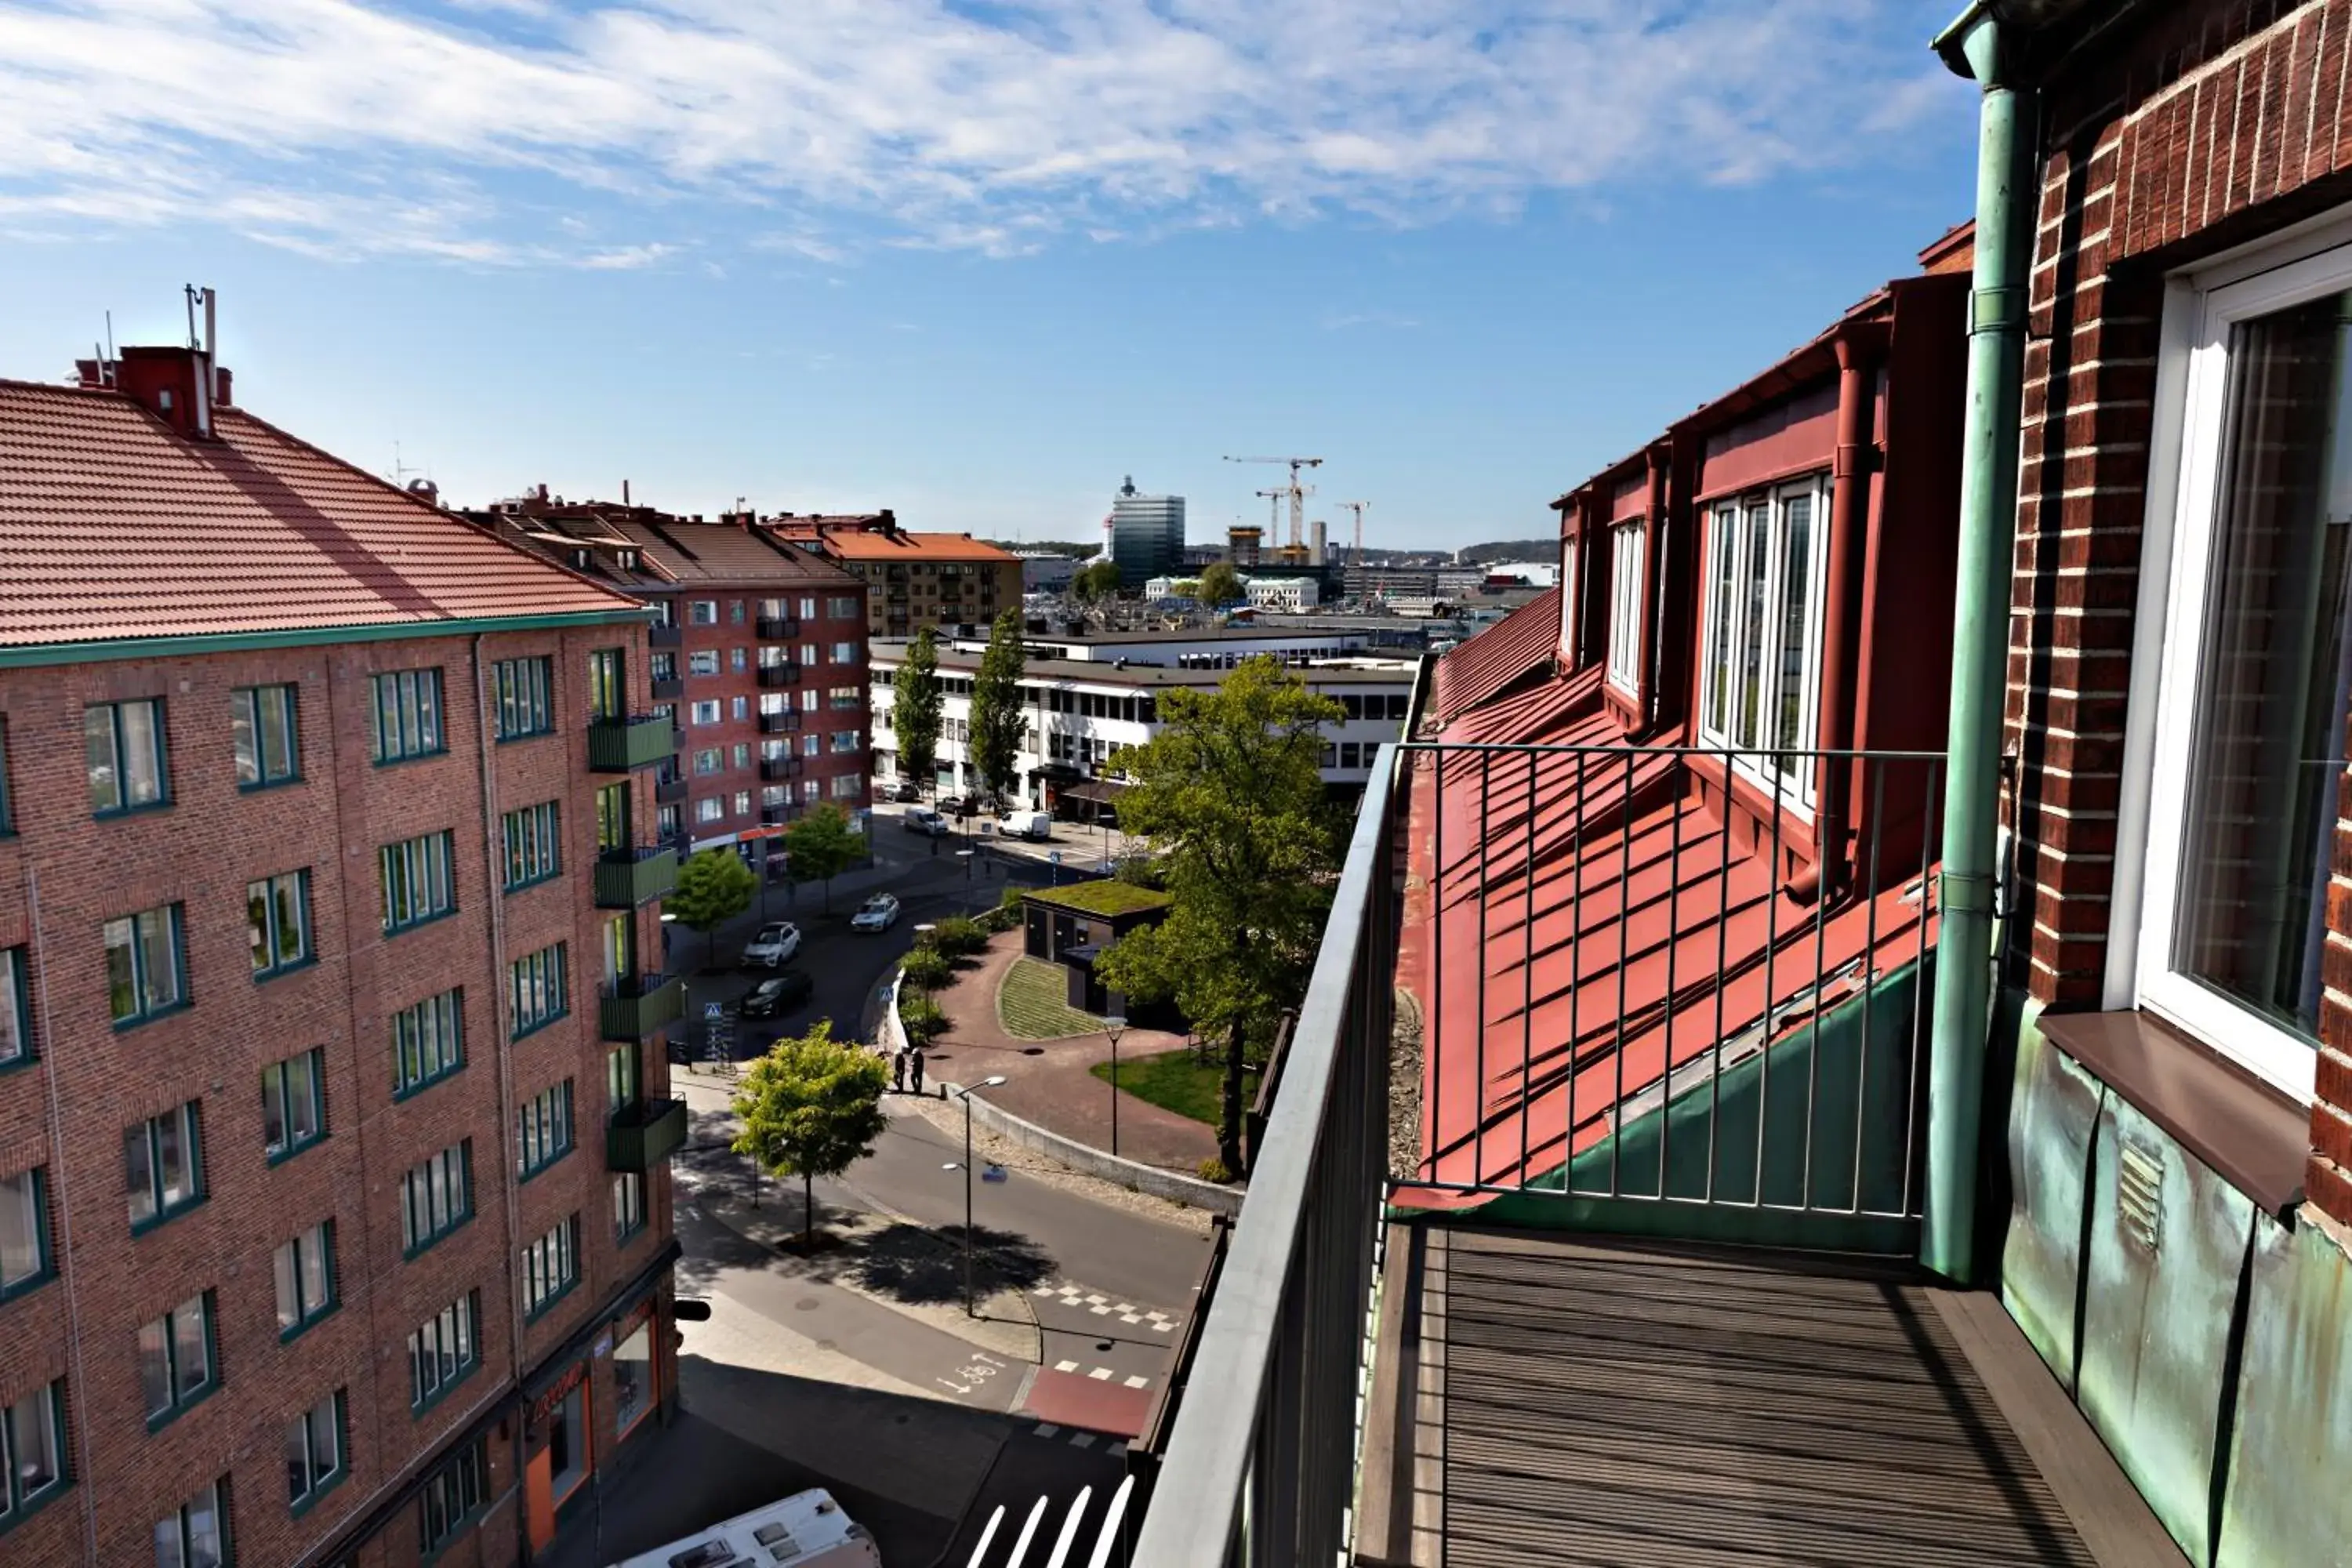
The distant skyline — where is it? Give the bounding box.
[0,2,1978,551]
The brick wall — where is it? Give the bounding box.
[2009,0,2352,1229]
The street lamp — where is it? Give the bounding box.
[944,1076,1011,1316]
[1103,1015,1127,1159]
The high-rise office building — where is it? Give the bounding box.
[1109,478,1185,588]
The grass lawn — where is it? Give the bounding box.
[996,958,1106,1040]
[1091,1046,1257,1127]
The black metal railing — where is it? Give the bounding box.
[758,707,802,731]
[759,665,801,691]
[757,616,800,641]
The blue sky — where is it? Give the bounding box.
[0,2,1978,552]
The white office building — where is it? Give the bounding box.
[1246,576,1321,612]
[1110,477,1185,588]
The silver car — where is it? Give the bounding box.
[848,894,901,932]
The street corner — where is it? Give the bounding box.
[1017,1365,1155,1440]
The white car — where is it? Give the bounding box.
[739,921,801,968]
[849,894,901,932]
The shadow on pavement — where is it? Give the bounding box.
[845,1222,1054,1305]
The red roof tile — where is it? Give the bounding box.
[1428,586,1561,728]
[785,526,1018,564]
[0,379,641,649]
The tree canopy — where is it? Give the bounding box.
[1197,561,1244,605]
[969,609,1029,808]
[893,626,944,795]
[782,802,863,911]
[1095,656,1345,1171]
[669,849,756,957]
[1073,560,1123,602]
[731,1020,889,1250]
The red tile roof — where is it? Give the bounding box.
[0,379,641,649]
[1428,586,1560,728]
[785,525,1018,564]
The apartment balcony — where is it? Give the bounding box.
[598,971,683,1042]
[1117,741,2182,1568]
[606,1097,688,1172]
[654,775,688,806]
[758,710,802,734]
[758,663,801,690]
[648,623,683,649]
[760,756,804,782]
[651,675,684,701]
[587,713,675,772]
[592,844,677,909]
[760,804,798,826]
[757,616,800,641]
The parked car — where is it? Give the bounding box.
[849,894,902,932]
[739,971,814,1018]
[902,808,950,837]
[889,781,923,803]
[739,921,801,968]
[998,808,1053,841]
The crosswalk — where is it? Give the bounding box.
[1050,1359,1150,1388]
[1030,1281,1177,1333]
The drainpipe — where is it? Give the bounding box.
[1639,443,1670,728]
[1922,2,2033,1284]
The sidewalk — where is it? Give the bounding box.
[921,931,1219,1174]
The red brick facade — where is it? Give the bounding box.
[0,624,676,1566]
[2006,0,2352,1229]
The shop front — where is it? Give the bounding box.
[520,1283,673,1559]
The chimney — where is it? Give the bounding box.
[115,347,215,440]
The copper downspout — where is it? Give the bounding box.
[1638,443,1671,728]
[1799,325,1886,902]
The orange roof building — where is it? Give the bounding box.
[766,510,1021,638]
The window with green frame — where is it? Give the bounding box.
[398,1141,472,1256]
[273,1220,336,1340]
[0,1381,67,1526]
[248,869,313,978]
[85,698,169,815]
[521,1214,579,1319]
[587,648,624,721]
[125,1102,203,1230]
[0,947,31,1069]
[369,669,445,764]
[517,1080,573,1178]
[285,1390,345,1512]
[408,1291,480,1412]
[261,1049,325,1163]
[594,782,630,852]
[154,1479,228,1566]
[613,1171,646,1242]
[417,1438,487,1554]
[137,1293,216,1427]
[231,684,299,788]
[104,905,186,1026]
[0,1167,51,1299]
[393,989,464,1097]
[491,657,554,741]
[509,944,568,1038]
[380,832,456,933]
[501,801,561,891]
[608,1043,639,1110]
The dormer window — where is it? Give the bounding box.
[1697,475,1828,808]
[572,549,591,570]
[1606,521,1645,695]
[617,550,638,570]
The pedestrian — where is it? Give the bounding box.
[909,1048,927,1096]
[891,1048,907,1094]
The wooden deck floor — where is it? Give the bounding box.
[1360,1227,2181,1567]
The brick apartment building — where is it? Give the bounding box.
[0,341,685,1566]
[769,512,1021,641]
[474,498,871,875]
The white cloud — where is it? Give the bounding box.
[0,1,1961,260]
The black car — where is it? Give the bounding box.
[890,781,923,803]
[739,971,814,1018]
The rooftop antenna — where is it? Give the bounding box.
[104,310,116,364]
[392,441,421,488]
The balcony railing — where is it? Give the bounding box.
[760,756,804,781]
[756,616,800,641]
[606,1097,688,1171]
[758,665,801,691]
[598,971,683,1041]
[654,775,688,806]
[593,844,678,909]
[650,675,684,701]
[587,713,675,772]
[648,623,683,649]
[760,804,798,826]
[759,709,804,732]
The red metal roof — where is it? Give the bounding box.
[790,528,1018,564]
[0,379,641,648]
[1428,586,1560,728]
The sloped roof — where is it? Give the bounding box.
[0,379,641,650]
[1429,586,1560,727]
[792,527,1019,564]
[477,506,861,591]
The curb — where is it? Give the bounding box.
[940,1080,1244,1218]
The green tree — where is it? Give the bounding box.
[893,626,945,799]
[1096,657,1345,1173]
[731,1021,890,1252]
[782,803,863,913]
[1197,561,1244,605]
[968,609,1029,809]
[1073,560,1123,602]
[669,849,757,970]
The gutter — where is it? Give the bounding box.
[1922,0,2035,1283]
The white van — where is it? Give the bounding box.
[609,1488,880,1568]
[999,808,1053,841]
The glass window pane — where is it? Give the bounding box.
[262,688,293,778]
[1775,490,1815,757]
[121,701,161,805]
[172,1300,208,1397]
[0,1172,39,1284]
[153,1515,185,1568]
[125,1126,155,1222]
[2175,291,2352,1044]
[138,1317,172,1415]
[156,1109,188,1205]
[285,1414,311,1501]
[261,1065,287,1152]
[187,1486,223,1568]
[231,691,259,786]
[105,919,137,1020]
[141,913,177,1011]
[0,952,23,1063]
[12,1388,56,1497]
[274,1241,299,1329]
[289,1054,318,1141]
[85,706,118,812]
[276,877,303,963]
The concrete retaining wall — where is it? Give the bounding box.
[948,1083,1245,1217]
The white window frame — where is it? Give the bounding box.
[1694,474,1831,811]
[1605,520,1646,695]
[2103,237,2352,1102]
[1559,533,1581,664]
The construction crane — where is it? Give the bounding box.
[1337,501,1370,569]
[1254,488,1286,538]
[1225,456,1323,550]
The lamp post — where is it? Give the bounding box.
[944,1076,1011,1316]
[1104,1014,1127,1159]
[957,848,975,890]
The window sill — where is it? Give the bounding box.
[0,1053,37,1082]
[236,775,304,794]
[2038,1008,2311,1218]
[0,1475,70,1539]
[411,1359,481,1421]
[129,1194,206,1238]
[503,872,564,896]
[289,1465,347,1519]
[144,1380,219,1434]
[278,1301,339,1346]
[510,1009,571,1044]
[402,1214,474,1262]
[495,729,556,746]
[111,1000,192,1033]
[383,907,460,939]
[254,954,318,985]
[372,749,450,769]
[93,800,172,823]
[616,1218,648,1247]
[0,1266,55,1305]
[265,1131,326,1169]
[524,1276,581,1324]
[518,1147,575,1185]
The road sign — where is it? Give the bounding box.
[1048,851,1062,864]
[703,1002,724,1021]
